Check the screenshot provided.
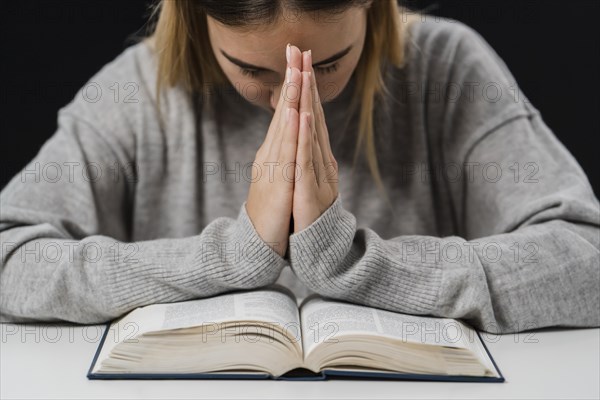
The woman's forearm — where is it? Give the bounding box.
[287,195,600,334]
[0,202,286,323]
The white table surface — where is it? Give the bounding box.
[1,323,598,399]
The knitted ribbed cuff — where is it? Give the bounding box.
[288,194,356,275]
[234,200,289,276]
[286,195,443,316]
[193,201,288,288]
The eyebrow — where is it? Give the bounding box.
[220,45,353,72]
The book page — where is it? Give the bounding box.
[159,289,300,332]
[93,288,301,371]
[300,298,471,355]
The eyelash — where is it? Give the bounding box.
[239,62,340,78]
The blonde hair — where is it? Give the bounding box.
[145,0,419,204]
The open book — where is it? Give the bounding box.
[88,285,504,381]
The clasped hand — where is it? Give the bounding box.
[246,44,339,258]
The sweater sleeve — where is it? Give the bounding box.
[0,83,286,325]
[287,21,600,334]
[287,114,600,334]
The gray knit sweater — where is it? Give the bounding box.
[1,18,598,333]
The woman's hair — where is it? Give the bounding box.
[144,0,418,199]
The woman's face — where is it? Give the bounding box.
[207,7,368,113]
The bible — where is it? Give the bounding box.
[87,285,504,381]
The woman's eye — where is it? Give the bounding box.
[240,62,339,79]
[315,62,339,74]
[239,67,260,78]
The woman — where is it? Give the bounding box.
[1,0,598,334]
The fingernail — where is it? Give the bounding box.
[308,49,312,63]
[286,43,291,63]
[286,67,291,84]
[286,107,291,122]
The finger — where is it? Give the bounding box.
[289,44,303,75]
[297,112,316,192]
[282,67,301,113]
[265,44,301,151]
[271,45,303,156]
[263,46,292,153]
[299,68,315,177]
[311,128,322,186]
[307,54,333,167]
[302,49,311,73]
[270,66,301,158]
[300,65,314,117]
[282,44,302,113]
[302,70,325,185]
[278,44,302,116]
[279,107,299,162]
[277,107,300,181]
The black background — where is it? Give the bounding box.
[1,0,599,195]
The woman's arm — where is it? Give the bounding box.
[287,111,599,334]
[287,20,599,334]
[0,110,286,324]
